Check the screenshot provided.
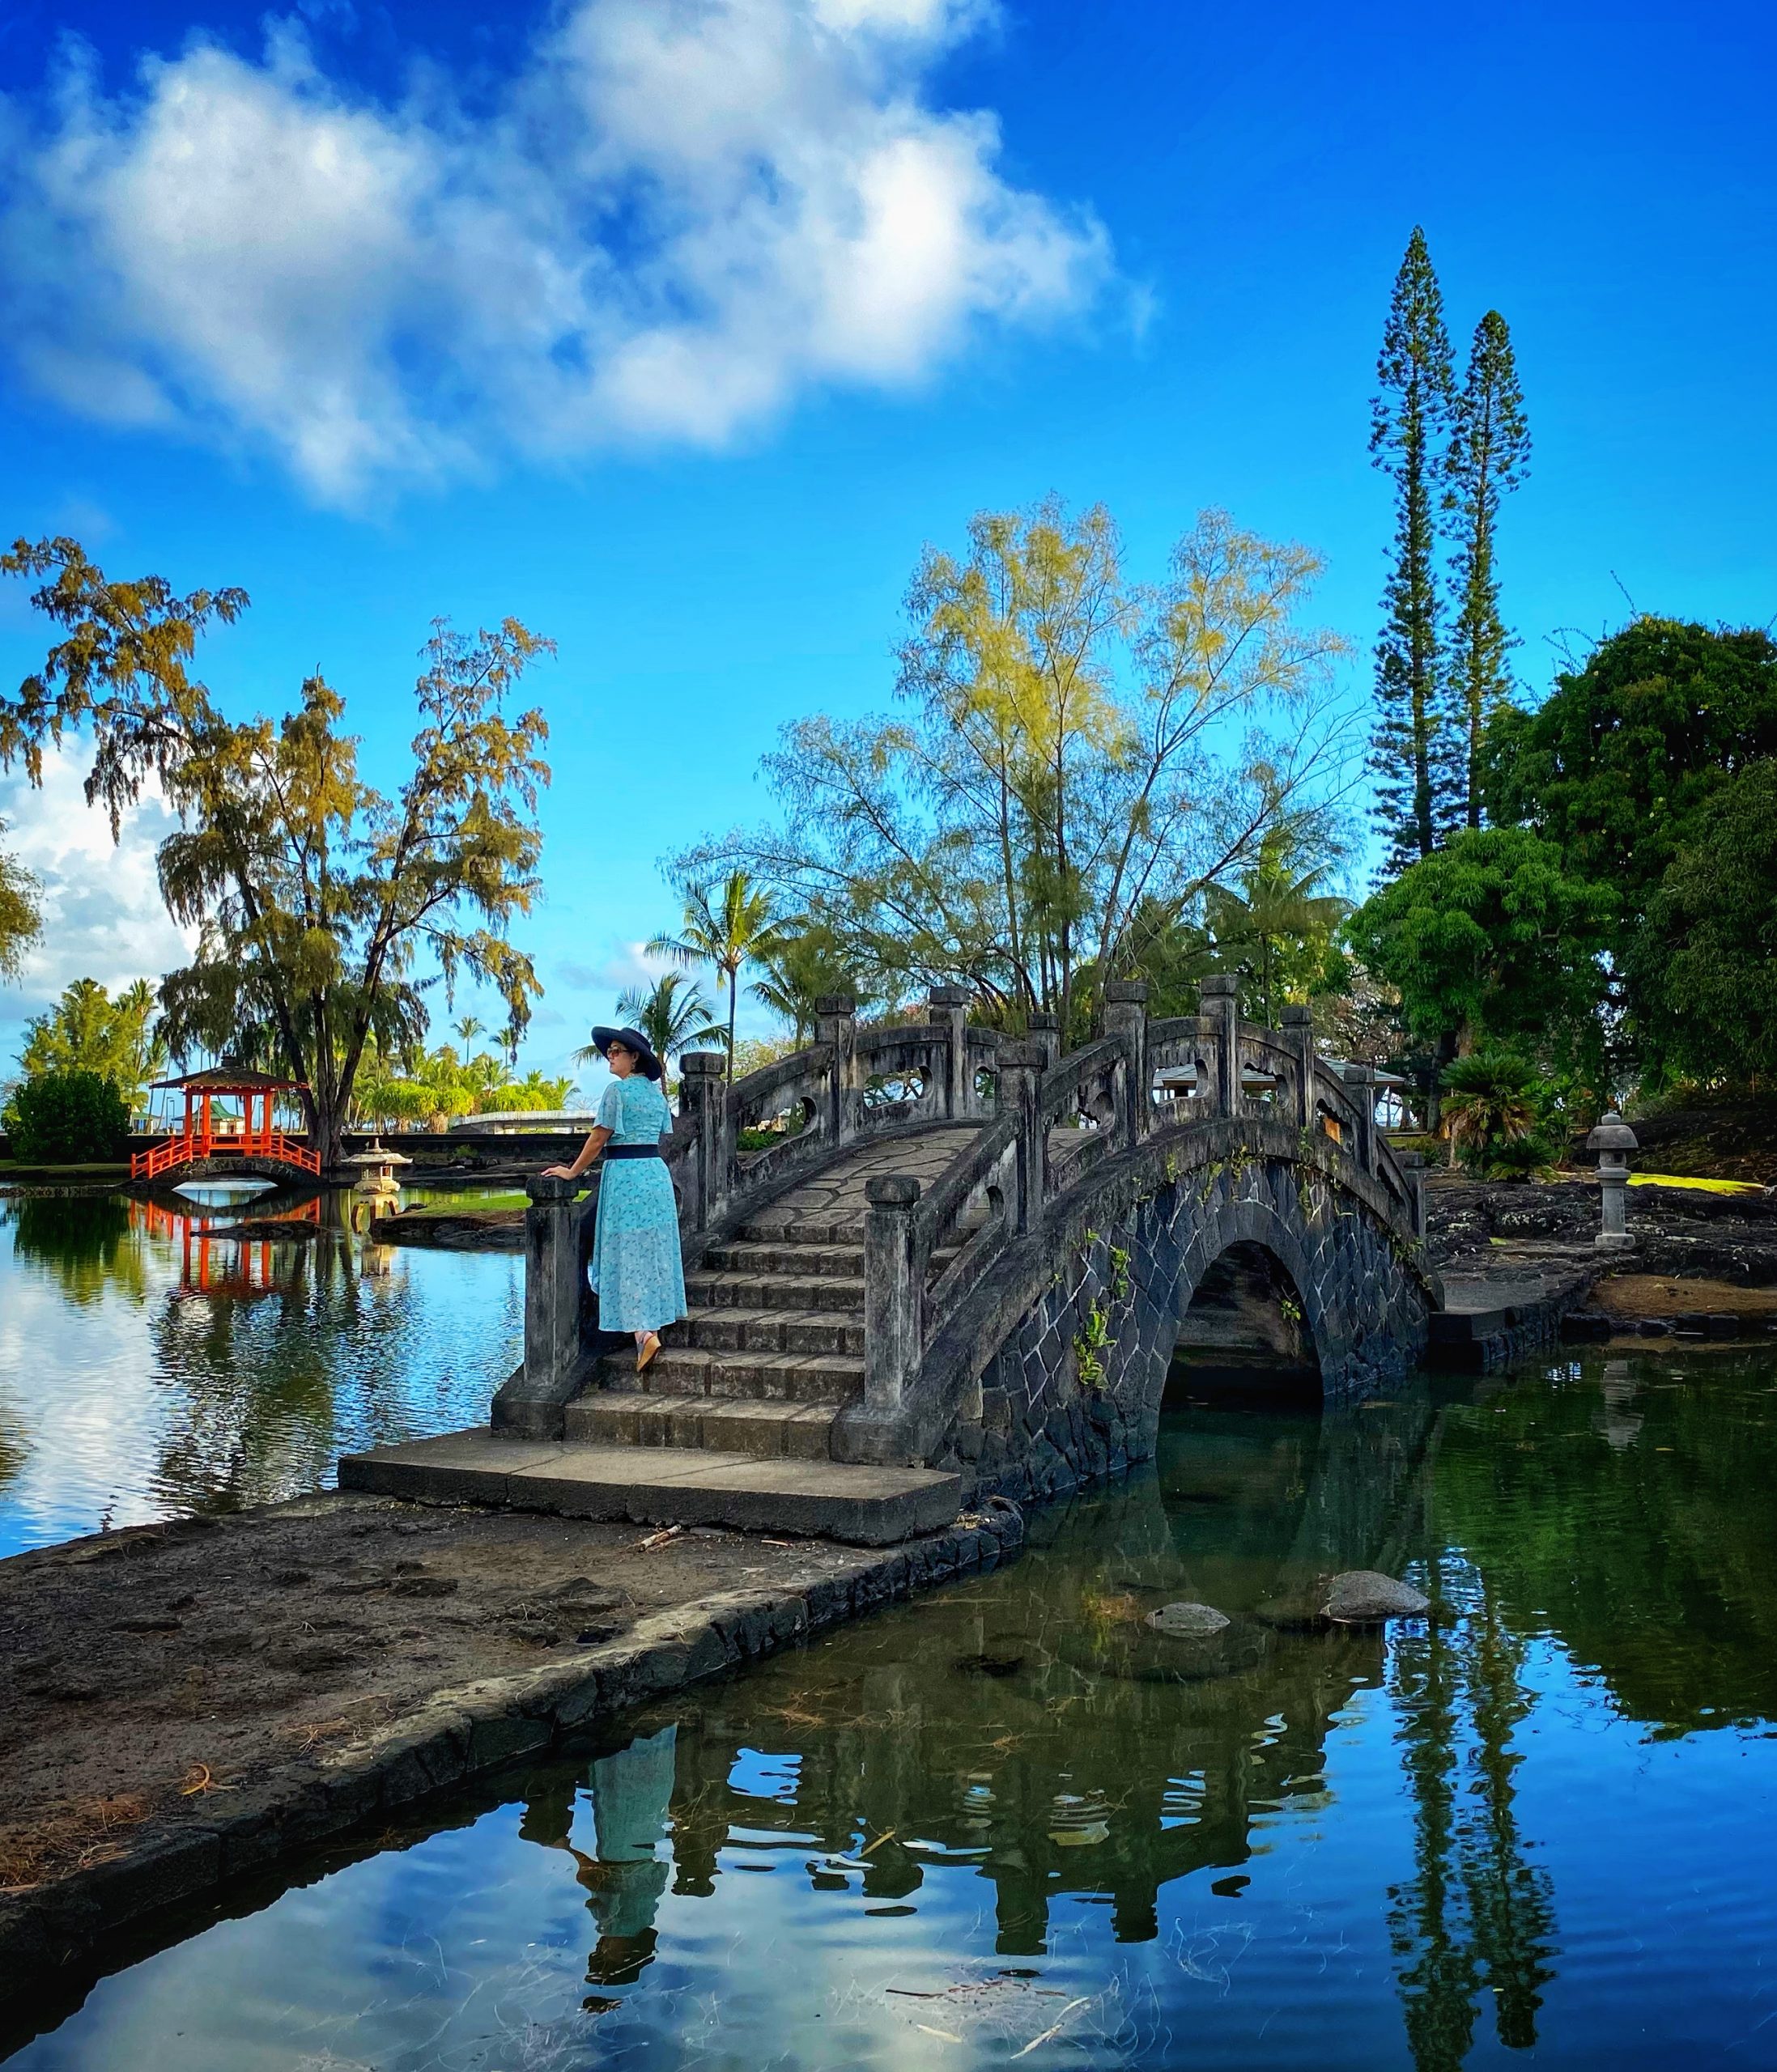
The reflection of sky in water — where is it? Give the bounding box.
[12,1357,1777,2070]
[0,1191,521,1554]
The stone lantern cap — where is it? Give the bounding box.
[1585,1111,1639,1156]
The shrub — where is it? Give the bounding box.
[4,1069,132,1163]
[1439,1051,1543,1174]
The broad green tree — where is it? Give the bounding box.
[17,976,166,1112]
[1486,616,1777,1071]
[648,871,784,1081]
[1346,826,1613,1069]
[682,501,1348,1030]
[1445,311,1529,829]
[0,821,40,983]
[0,537,553,1162]
[1635,759,1777,1085]
[1370,228,1457,872]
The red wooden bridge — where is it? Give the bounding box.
[132,1067,321,1182]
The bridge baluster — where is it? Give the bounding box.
[997,1039,1048,1233]
[1027,1011,1061,1075]
[1199,975,1240,1116]
[678,1051,728,1233]
[1280,1002,1317,1130]
[1346,1064,1378,1174]
[814,993,858,1147]
[504,1172,589,1436]
[928,986,971,1120]
[1103,979,1150,1145]
[863,1175,924,1413]
[1397,1148,1428,1239]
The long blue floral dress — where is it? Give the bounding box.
[587,1075,687,1334]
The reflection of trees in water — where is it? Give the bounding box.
[499,1391,1565,2072]
[2,1193,149,1305]
[1387,1552,1556,2070]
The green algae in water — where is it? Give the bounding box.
[9,1350,1777,2069]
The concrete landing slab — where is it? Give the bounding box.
[338,1430,963,1546]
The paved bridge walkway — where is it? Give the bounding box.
[343,983,1444,1540]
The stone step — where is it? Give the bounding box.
[680,1306,864,1357]
[567,1390,843,1460]
[702,1239,865,1276]
[686,1271,866,1314]
[736,1217,864,1247]
[339,1429,963,1547]
[599,1346,865,1403]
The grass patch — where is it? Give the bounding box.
[401,1191,529,1214]
[1630,1172,1761,1195]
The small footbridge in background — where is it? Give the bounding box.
[343,979,1441,1542]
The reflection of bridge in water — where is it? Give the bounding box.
[490,1389,1553,2061]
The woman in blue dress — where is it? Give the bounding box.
[542,1025,687,1373]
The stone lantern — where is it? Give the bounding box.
[1585,1110,1638,1248]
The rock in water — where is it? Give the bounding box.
[1324,1571,1429,1624]
[1146,1601,1231,1639]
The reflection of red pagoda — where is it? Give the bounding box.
[131,1195,322,1297]
[132,1067,321,1182]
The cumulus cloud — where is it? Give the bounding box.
[0,0,1110,503]
[0,745,195,1040]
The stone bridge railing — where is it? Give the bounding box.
[497,987,1001,1430]
[496,974,1426,1437]
[857,977,1426,1429]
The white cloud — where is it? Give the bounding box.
[0,745,195,1039]
[0,1,1111,503]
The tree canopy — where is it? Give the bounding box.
[16,977,167,1111]
[0,537,553,1161]
[1345,826,1613,1061]
[680,499,1350,1032]
[1634,760,1777,1085]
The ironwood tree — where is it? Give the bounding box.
[679,499,1350,1032]
[0,536,552,1163]
[1370,227,1457,873]
[1445,310,1530,829]
[0,819,40,983]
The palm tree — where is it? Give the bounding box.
[1439,1050,1539,1170]
[1204,829,1352,1027]
[576,972,725,1072]
[453,1013,485,1051]
[648,873,784,1081]
[749,923,858,1045]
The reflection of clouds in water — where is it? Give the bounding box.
[0,1199,522,1552]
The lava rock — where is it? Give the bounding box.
[1145,1601,1231,1640]
[1324,1571,1430,1624]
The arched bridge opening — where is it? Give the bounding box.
[1163,1240,1321,1407]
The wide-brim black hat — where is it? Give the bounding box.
[589,1025,664,1081]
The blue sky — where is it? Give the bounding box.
[1,0,1772,1087]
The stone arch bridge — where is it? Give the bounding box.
[345,980,1440,1541]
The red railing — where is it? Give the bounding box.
[131,1128,322,1181]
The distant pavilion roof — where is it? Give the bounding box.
[151,1067,308,1093]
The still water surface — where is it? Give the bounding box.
[0,1185,522,1556]
[4,1193,1777,2067]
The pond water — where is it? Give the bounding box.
[0,1186,523,1556]
[6,1194,1777,2068]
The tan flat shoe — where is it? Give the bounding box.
[636,1333,661,1374]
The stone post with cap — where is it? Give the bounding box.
[1586,1110,1639,1248]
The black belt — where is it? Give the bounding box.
[604,1144,662,1161]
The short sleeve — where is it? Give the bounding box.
[596,1081,623,1132]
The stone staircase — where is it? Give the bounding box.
[568,1208,871,1461]
[341,1127,980,1544]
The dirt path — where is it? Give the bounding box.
[0,1489,1019,1999]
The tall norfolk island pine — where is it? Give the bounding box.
[1369,227,1456,874]
[1446,311,1530,829]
